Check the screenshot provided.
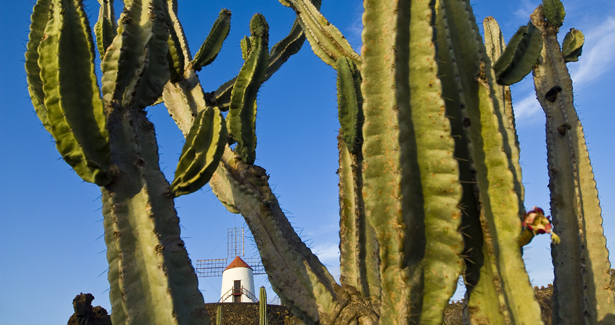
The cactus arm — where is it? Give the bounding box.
[434,0,544,323]
[492,23,543,86]
[101,0,170,110]
[277,0,360,69]
[171,106,227,197]
[165,0,192,65]
[226,14,269,164]
[562,28,584,62]
[25,0,52,133]
[213,1,322,110]
[191,9,231,72]
[94,0,117,59]
[360,0,466,323]
[36,0,111,186]
[531,6,615,323]
[171,105,226,189]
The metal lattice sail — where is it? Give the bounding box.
[196,228,265,277]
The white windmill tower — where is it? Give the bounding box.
[197,228,265,303]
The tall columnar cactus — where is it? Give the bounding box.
[530,2,615,323]
[27,0,614,324]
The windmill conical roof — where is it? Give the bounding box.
[224,256,252,271]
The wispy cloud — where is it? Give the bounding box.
[513,92,542,122]
[313,243,340,263]
[569,17,615,87]
[344,4,363,53]
[513,0,538,20]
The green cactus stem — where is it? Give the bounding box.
[492,22,543,86]
[226,14,269,164]
[259,287,268,325]
[171,106,227,197]
[216,306,222,325]
[94,0,117,59]
[277,0,360,69]
[336,57,363,154]
[542,0,566,27]
[33,0,111,186]
[562,28,584,62]
[191,9,231,71]
[531,5,615,324]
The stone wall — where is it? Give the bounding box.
[204,303,303,325]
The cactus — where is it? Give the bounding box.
[530,2,615,323]
[216,306,222,325]
[259,287,268,325]
[26,0,613,324]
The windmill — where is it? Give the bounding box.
[197,228,266,302]
[196,227,266,277]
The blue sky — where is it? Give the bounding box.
[1,0,614,323]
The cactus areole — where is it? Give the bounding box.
[26,0,613,324]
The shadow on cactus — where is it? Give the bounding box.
[25,0,613,324]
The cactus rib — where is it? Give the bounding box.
[25,0,53,133]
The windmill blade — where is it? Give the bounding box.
[196,258,227,277]
[244,257,266,275]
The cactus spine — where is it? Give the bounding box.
[531,2,615,323]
